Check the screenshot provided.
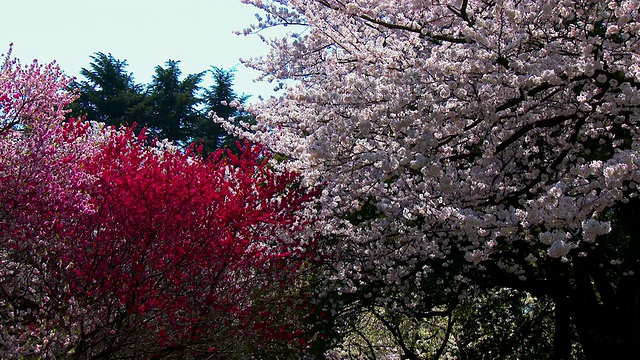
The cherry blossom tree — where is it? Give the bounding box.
[1,46,318,359]
[234,1,640,358]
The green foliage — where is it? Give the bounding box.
[453,288,557,360]
[68,54,251,154]
[144,60,204,146]
[196,67,252,156]
[341,196,383,226]
[68,52,145,127]
[323,287,562,360]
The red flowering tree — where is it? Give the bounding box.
[1,46,317,359]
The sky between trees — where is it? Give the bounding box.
[0,0,282,100]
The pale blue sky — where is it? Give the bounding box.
[0,0,282,100]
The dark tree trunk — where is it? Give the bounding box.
[552,294,571,360]
[569,199,640,360]
[569,285,640,360]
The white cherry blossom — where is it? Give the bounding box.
[234,0,640,357]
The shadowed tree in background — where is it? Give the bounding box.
[68,52,145,127]
[144,60,204,147]
[195,67,251,156]
[69,56,251,154]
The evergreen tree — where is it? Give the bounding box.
[69,55,251,154]
[68,52,145,127]
[196,67,251,155]
[145,60,203,146]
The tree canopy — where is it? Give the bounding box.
[68,54,250,154]
[68,52,145,127]
[145,60,204,145]
[196,67,250,154]
[235,0,640,358]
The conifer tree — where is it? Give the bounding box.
[145,60,204,146]
[69,52,145,127]
[196,67,250,155]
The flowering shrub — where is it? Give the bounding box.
[1,46,317,359]
[236,0,640,358]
